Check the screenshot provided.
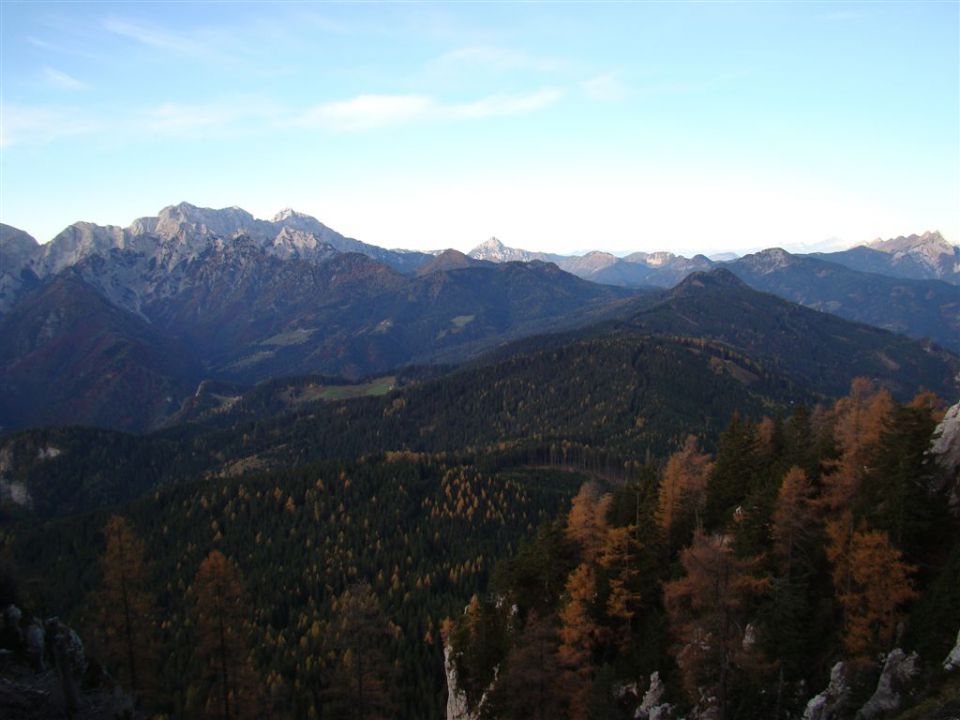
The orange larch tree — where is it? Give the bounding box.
[565,483,611,565]
[656,435,714,551]
[192,550,260,720]
[834,528,917,663]
[663,531,769,720]
[95,514,158,703]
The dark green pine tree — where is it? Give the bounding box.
[861,401,946,565]
[704,413,761,530]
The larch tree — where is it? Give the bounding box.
[565,483,611,565]
[663,531,769,720]
[95,515,158,703]
[557,562,602,720]
[770,467,818,576]
[192,550,259,720]
[656,435,713,552]
[599,524,643,647]
[821,378,893,511]
[834,528,917,663]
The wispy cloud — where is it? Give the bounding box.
[296,94,434,131]
[142,100,280,135]
[434,45,560,73]
[103,16,209,57]
[0,104,101,147]
[42,67,89,91]
[27,36,57,51]
[295,89,563,131]
[451,89,564,118]
[581,74,627,102]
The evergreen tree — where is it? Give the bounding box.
[323,582,396,720]
[704,413,760,529]
[483,612,564,720]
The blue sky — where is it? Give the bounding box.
[1,1,957,256]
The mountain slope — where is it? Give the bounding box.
[0,224,40,314]
[626,268,959,399]
[0,235,637,430]
[0,274,199,432]
[729,249,960,352]
[4,269,955,518]
[816,231,959,284]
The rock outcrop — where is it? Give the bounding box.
[635,671,674,719]
[932,401,960,513]
[803,662,851,720]
[1,604,131,719]
[856,649,919,720]
[944,628,960,672]
[444,643,477,720]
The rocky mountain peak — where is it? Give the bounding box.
[272,208,309,223]
[644,251,678,267]
[0,224,39,269]
[673,267,748,293]
[867,230,951,254]
[739,247,796,274]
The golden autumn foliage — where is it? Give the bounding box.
[831,528,917,662]
[95,515,158,701]
[192,550,259,720]
[822,378,894,510]
[771,466,818,574]
[599,524,643,643]
[656,434,713,544]
[557,562,601,720]
[565,483,611,564]
[663,531,769,719]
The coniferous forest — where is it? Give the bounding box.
[2,367,959,719]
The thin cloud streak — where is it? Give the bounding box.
[295,94,434,131]
[434,45,560,73]
[43,67,90,91]
[0,104,102,147]
[451,89,564,118]
[103,17,203,55]
[581,74,628,102]
[143,101,276,134]
[296,89,564,131]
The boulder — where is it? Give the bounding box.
[803,662,851,720]
[856,649,919,719]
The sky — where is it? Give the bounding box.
[1,1,958,257]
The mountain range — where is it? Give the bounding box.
[0,203,957,433]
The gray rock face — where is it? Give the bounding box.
[0,202,435,318]
[856,649,919,720]
[635,671,673,720]
[444,643,477,720]
[803,662,851,720]
[945,628,960,672]
[933,402,960,473]
[932,402,960,514]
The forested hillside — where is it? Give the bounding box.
[6,458,582,719]
[446,382,960,720]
